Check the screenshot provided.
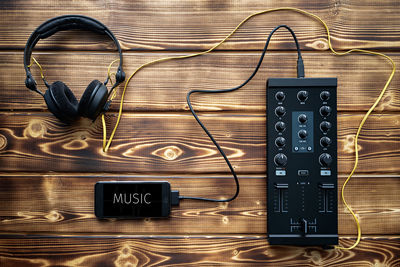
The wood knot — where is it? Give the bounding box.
[376,95,393,111]
[116,244,138,267]
[343,135,362,153]
[121,245,131,255]
[222,216,229,224]
[0,134,7,150]
[306,38,329,51]
[329,0,341,16]
[219,201,228,209]
[45,210,64,222]
[25,119,46,138]
[62,140,89,150]
[152,145,183,161]
[310,251,322,264]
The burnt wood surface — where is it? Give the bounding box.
[0,52,398,112]
[0,174,399,235]
[0,113,399,174]
[1,1,400,51]
[0,236,399,266]
[0,0,399,266]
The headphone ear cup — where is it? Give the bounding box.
[44,81,78,123]
[78,79,108,120]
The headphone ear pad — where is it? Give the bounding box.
[78,79,108,120]
[44,81,78,123]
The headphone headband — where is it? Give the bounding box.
[24,15,124,93]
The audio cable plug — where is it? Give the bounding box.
[171,190,180,206]
[297,56,305,78]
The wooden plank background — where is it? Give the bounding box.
[0,0,399,266]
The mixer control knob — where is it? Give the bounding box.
[320,137,332,147]
[320,91,331,101]
[319,153,333,167]
[320,121,332,132]
[298,114,307,124]
[298,130,308,139]
[274,153,288,167]
[320,106,332,117]
[275,106,286,117]
[275,121,286,132]
[275,91,286,101]
[275,137,286,148]
[297,90,309,102]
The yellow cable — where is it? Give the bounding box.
[101,114,107,149]
[102,58,118,152]
[98,7,394,250]
[28,56,46,80]
[107,58,120,86]
[108,72,116,86]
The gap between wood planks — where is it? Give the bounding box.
[0,173,398,179]
[0,233,399,238]
[2,49,400,54]
[1,109,399,114]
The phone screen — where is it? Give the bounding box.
[96,182,169,218]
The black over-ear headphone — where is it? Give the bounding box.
[23,15,126,123]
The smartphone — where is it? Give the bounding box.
[95,181,171,218]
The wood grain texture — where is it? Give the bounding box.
[1,0,400,51]
[0,235,399,267]
[0,174,399,235]
[1,52,398,112]
[0,113,399,173]
[1,1,399,265]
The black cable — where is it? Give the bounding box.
[180,25,304,202]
